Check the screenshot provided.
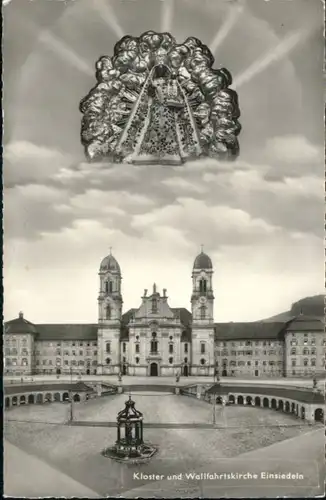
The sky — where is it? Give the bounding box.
[3,0,324,323]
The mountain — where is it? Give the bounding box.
[263,295,324,322]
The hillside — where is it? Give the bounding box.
[264,294,324,321]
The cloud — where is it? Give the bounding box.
[264,135,323,164]
[3,141,74,186]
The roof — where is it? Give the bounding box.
[204,383,325,404]
[5,313,38,335]
[35,324,98,341]
[99,253,121,273]
[214,321,289,341]
[171,307,192,326]
[5,382,96,395]
[285,315,324,332]
[193,251,213,270]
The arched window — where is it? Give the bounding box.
[78,360,84,366]
[169,344,174,354]
[135,357,140,364]
[311,358,316,366]
[200,343,206,354]
[291,359,296,366]
[290,348,296,356]
[184,357,188,363]
[151,337,158,353]
[200,306,206,320]
[21,358,28,366]
[106,304,111,319]
[311,348,316,356]
[106,342,111,353]
[105,281,109,294]
[303,348,309,355]
[184,343,188,353]
[135,344,140,353]
[199,278,207,293]
[169,357,173,364]
[152,298,158,313]
[303,358,308,366]
[200,358,206,365]
[106,358,111,365]
[56,358,61,366]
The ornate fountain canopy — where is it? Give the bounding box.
[80,31,241,165]
[117,395,143,422]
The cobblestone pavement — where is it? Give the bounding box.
[5,393,320,497]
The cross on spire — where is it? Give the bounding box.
[200,244,204,253]
[109,247,112,255]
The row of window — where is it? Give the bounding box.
[6,358,28,366]
[36,359,98,366]
[106,341,190,354]
[290,348,318,355]
[5,348,29,356]
[291,358,318,367]
[35,349,97,357]
[215,340,282,347]
[290,339,325,346]
[216,350,281,356]
[219,360,283,367]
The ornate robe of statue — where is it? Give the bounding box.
[115,66,203,165]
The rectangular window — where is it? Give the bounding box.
[200,343,205,354]
[106,343,111,354]
[79,350,83,356]
[135,344,140,353]
[184,343,188,353]
[151,340,158,353]
[169,344,173,354]
[123,343,126,353]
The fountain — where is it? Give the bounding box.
[102,395,158,464]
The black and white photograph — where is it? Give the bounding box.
[3,0,325,497]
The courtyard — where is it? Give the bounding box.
[4,391,324,497]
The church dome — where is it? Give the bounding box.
[193,250,213,270]
[100,252,121,273]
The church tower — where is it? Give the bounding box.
[191,247,215,376]
[97,250,122,375]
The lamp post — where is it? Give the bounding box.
[68,365,74,422]
[212,392,216,426]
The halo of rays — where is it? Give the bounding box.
[161,0,175,33]
[93,0,125,39]
[209,1,245,55]
[233,25,318,90]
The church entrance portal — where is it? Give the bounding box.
[150,363,158,377]
[222,369,227,377]
[56,368,61,375]
[183,365,189,377]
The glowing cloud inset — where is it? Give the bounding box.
[80,31,241,165]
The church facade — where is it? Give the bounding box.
[4,250,326,379]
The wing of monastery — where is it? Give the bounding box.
[4,250,325,378]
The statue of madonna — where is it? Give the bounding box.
[114,63,203,165]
